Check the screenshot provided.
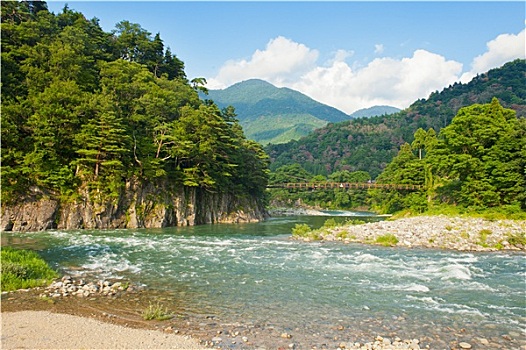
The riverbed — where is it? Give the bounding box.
[2,214,525,349]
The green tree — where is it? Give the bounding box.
[75,102,131,198]
[24,80,88,192]
[411,128,427,160]
[370,143,426,213]
[428,98,525,208]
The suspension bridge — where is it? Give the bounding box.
[267,182,422,190]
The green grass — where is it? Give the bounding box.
[375,234,399,247]
[409,204,526,221]
[507,232,526,247]
[1,247,58,292]
[142,302,173,321]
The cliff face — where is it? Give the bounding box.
[1,183,268,232]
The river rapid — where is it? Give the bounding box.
[3,214,525,349]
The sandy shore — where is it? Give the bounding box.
[2,310,207,349]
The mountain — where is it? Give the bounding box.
[266,59,526,178]
[349,105,400,118]
[204,79,351,144]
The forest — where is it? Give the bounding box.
[266,59,526,179]
[268,99,526,216]
[1,1,269,205]
[2,1,524,220]
[371,98,526,214]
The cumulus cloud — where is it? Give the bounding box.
[289,49,462,113]
[460,29,525,82]
[207,30,523,114]
[206,36,318,89]
[330,49,354,64]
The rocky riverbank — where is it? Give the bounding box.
[1,183,267,232]
[295,215,526,252]
[38,275,145,299]
[2,271,522,349]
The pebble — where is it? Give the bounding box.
[479,338,489,345]
[40,277,137,299]
[459,342,472,349]
[296,215,526,252]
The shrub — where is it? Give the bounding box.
[478,229,492,242]
[345,219,366,225]
[323,218,338,228]
[291,223,312,237]
[142,302,173,321]
[375,234,399,247]
[1,247,58,292]
[507,232,526,247]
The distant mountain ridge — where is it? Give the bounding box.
[205,79,399,145]
[266,59,526,178]
[205,79,349,144]
[349,105,400,118]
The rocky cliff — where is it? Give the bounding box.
[1,183,268,232]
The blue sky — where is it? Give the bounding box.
[46,1,526,113]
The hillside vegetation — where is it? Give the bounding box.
[349,105,400,118]
[266,59,526,178]
[370,98,526,214]
[205,79,351,144]
[268,99,526,216]
[1,2,269,205]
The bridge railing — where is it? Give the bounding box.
[267,182,423,190]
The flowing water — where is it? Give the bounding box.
[3,214,525,349]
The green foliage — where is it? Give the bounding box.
[205,79,349,144]
[291,223,313,237]
[507,233,526,247]
[1,247,58,292]
[1,2,269,204]
[418,203,526,220]
[243,113,327,145]
[142,301,173,321]
[371,99,526,215]
[345,219,366,225]
[268,165,372,210]
[267,59,526,178]
[428,98,525,209]
[478,229,492,246]
[323,218,338,228]
[375,234,399,247]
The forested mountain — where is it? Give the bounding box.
[204,79,351,144]
[349,105,400,118]
[370,98,526,213]
[1,1,269,229]
[266,59,526,178]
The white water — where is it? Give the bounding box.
[3,215,525,348]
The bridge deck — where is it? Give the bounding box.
[267,182,422,190]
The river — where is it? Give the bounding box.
[2,213,525,349]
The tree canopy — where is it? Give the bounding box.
[370,98,526,214]
[266,59,526,178]
[1,1,269,203]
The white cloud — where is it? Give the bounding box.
[207,30,522,114]
[289,49,462,113]
[460,29,525,82]
[330,49,354,64]
[206,36,318,89]
[374,44,384,54]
